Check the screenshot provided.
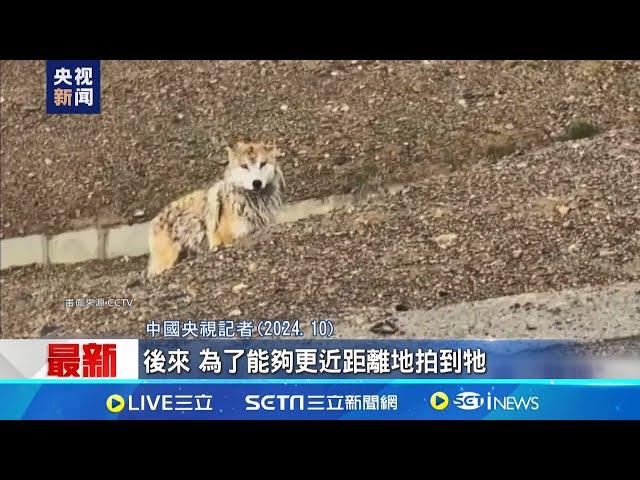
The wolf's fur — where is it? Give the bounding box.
[147,141,285,277]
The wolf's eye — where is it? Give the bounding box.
[259,161,267,168]
[241,164,249,170]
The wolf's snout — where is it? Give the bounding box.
[252,179,263,190]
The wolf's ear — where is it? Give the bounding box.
[264,143,282,158]
[226,144,236,160]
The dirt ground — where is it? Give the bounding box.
[1,60,639,238]
[1,125,638,338]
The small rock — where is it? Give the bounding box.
[133,209,145,217]
[162,290,187,301]
[599,249,616,257]
[228,309,242,317]
[386,184,405,196]
[232,283,248,293]
[27,172,35,178]
[556,205,570,217]
[393,303,409,312]
[568,244,579,253]
[280,104,288,111]
[505,123,515,130]
[451,325,467,337]
[526,321,538,330]
[370,320,398,335]
[40,324,58,336]
[432,208,446,219]
[44,158,53,166]
[247,262,257,273]
[457,99,468,109]
[512,249,522,259]
[433,233,458,249]
[473,321,486,332]
[176,113,184,121]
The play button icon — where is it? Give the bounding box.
[430,392,449,411]
[106,394,126,413]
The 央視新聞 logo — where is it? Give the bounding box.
[46,60,101,114]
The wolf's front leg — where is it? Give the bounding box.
[207,230,223,250]
[205,183,223,250]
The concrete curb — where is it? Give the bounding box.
[0,187,393,270]
[0,225,151,270]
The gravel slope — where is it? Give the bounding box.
[1,60,638,238]
[1,126,638,338]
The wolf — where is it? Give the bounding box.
[147,141,285,277]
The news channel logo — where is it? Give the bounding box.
[105,393,214,414]
[454,391,485,410]
[46,60,101,114]
[429,390,540,414]
[452,391,540,412]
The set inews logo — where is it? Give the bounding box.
[453,391,540,411]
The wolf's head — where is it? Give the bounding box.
[224,141,286,193]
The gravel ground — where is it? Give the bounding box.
[1,60,639,238]
[356,281,640,340]
[1,126,638,338]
